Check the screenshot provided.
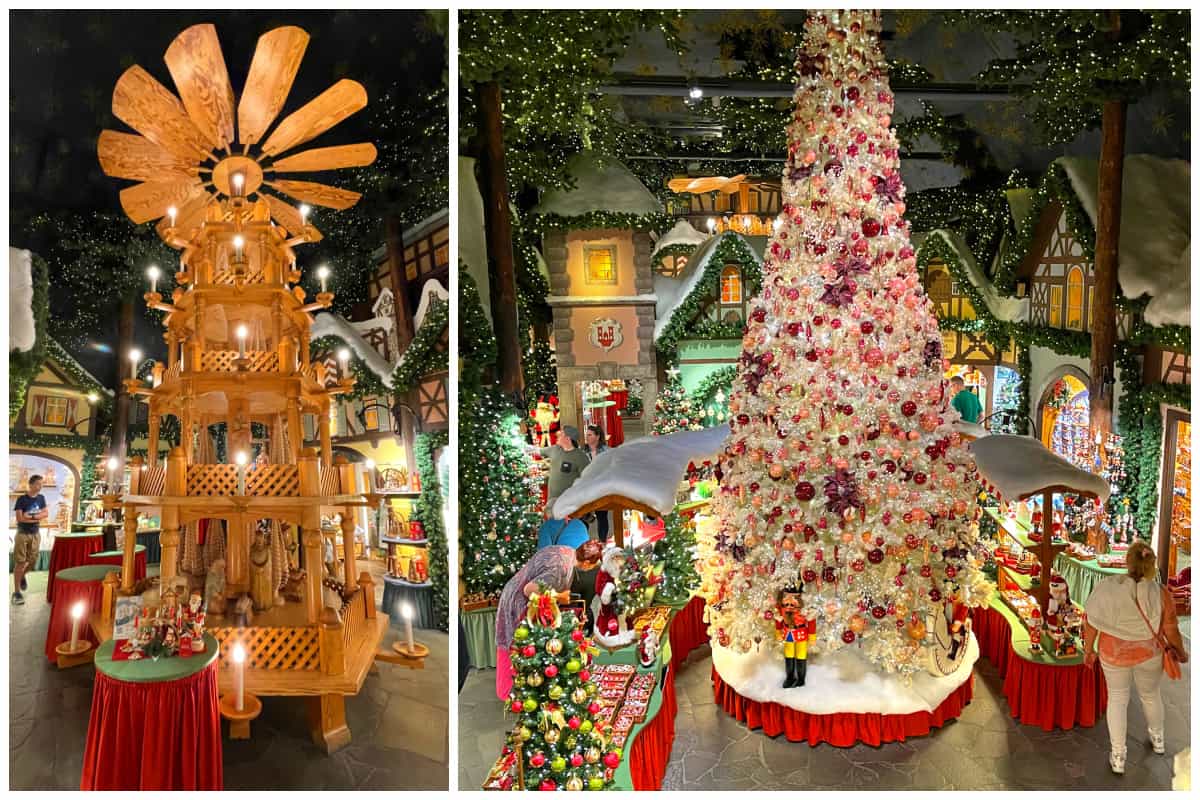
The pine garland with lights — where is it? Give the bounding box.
[652,372,703,435]
[308,336,390,401]
[391,298,451,396]
[459,270,500,394]
[504,592,620,791]
[522,340,558,412]
[692,366,737,426]
[653,243,699,264]
[414,430,450,630]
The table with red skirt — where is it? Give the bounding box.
[46,532,106,600]
[43,564,114,664]
[970,596,1107,731]
[80,633,223,790]
[88,545,148,582]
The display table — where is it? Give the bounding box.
[43,565,113,664]
[602,631,677,791]
[462,605,498,669]
[46,532,105,600]
[970,596,1107,731]
[136,529,162,564]
[88,546,148,581]
[381,574,435,629]
[1053,553,1124,606]
[667,595,708,673]
[80,634,223,790]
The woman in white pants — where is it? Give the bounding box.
[1083,541,1188,774]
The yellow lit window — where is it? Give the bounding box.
[1087,285,1094,330]
[720,266,742,304]
[1066,267,1084,330]
[363,397,379,431]
[585,246,617,284]
[44,396,69,426]
[1049,285,1063,327]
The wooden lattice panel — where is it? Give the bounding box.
[165,360,183,382]
[320,467,340,495]
[200,350,280,373]
[187,464,239,496]
[212,267,266,286]
[140,465,166,496]
[211,626,320,671]
[246,465,300,496]
[341,590,366,649]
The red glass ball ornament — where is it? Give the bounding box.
[568,716,582,729]
[842,629,856,644]
[530,753,547,768]
[522,645,537,658]
[920,564,932,578]
[604,752,621,769]
[871,606,886,619]
[901,401,917,417]
[838,434,850,446]
[852,559,865,572]
[946,565,958,579]
[795,482,816,501]
[803,569,818,583]
[862,218,881,237]
[588,701,601,715]
[913,472,927,485]
[511,700,524,713]
[929,588,942,602]
[544,664,558,678]
[822,566,837,583]
[571,753,584,767]
[539,779,557,791]
[867,548,884,564]
[861,321,874,334]
[572,630,584,642]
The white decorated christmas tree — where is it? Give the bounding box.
[699,10,989,676]
[652,368,703,435]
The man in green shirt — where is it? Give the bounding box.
[540,426,591,518]
[950,376,983,424]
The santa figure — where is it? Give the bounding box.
[1046,575,1071,629]
[637,626,660,667]
[943,582,970,661]
[594,545,634,646]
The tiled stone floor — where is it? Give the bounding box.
[459,637,1190,790]
[10,561,449,790]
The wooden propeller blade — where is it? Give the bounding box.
[270,143,377,172]
[165,24,236,150]
[112,65,212,162]
[260,80,367,157]
[267,179,361,210]
[263,193,323,241]
[667,174,747,195]
[98,130,196,182]
[155,191,213,239]
[238,26,309,147]
[119,178,205,224]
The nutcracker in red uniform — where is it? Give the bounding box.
[774,584,817,688]
[943,582,970,661]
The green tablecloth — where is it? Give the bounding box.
[56,564,120,584]
[54,531,105,540]
[89,545,147,559]
[598,629,672,791]
[1054,553,1125,606]
[987,593,1085,666]
[462,606,498,669]
[94,633,220,683]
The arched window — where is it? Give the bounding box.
[720,266,742,305]
[1066,266,1084,330]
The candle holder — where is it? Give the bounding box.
[55,638,94,669]
[392,641,429,659]
[219,692,263,740]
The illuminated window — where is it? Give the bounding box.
[44,396,69,426]
[720,266,742,304]
[363,397,379,431]
[1049,285,1063,327]
[584,246,617,285]
[1066,267,1084,330]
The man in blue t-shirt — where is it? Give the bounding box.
[13,475,48,605]
[950,376,983,424]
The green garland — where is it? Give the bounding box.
[655,233,763,356]
[9,429,105,505]
[653,243,699,264]
[308,336,390,401]
[528,210,673,237]
[691,365,738,415]
[458,270,498,395]
[391,298,450,396]
[994,161,1092,295]
[9,252,50,418]
[413,430,450,630]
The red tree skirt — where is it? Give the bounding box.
[668,595,709,673]
[628,663,678,790]
[713,668,974,747]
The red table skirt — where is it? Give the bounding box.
[44,577,103,663]
[628,663,678,790]
[669,595,709,673]
[81,663,224,790]
[713,668,974,747]
[89,551,147,581]
[970,605,1108,731]
[47,536,105,600]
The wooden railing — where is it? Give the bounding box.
[185,464,299,496]
[212,625,321,671]
[320,467,341,496]
[340,587,367,654]
[139,465,166,496]
[199,350,280,373]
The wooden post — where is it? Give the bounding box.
[147,412,161,467]
[299,448,323,624]
[385,216,416,348]
[101,570,120,625]
[320,402,334,469]
[121,509,140,591]
[336,455,358,586]
[287,394,304,465]
[160,447,186,587]
[611,507,624,548]
[358,571,376,620]
[305,694,350,754]
[318,606,345,676]
[478,80,524,398]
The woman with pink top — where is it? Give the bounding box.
[1082,540,1188,774]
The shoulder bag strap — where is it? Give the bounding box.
[1132,582,1170,650]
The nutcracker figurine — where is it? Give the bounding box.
[943,582,970,661]
[774,584,816,688]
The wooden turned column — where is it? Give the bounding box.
[121,510,140,591]
[147,413,161,467]
[160,447,187,587]
[287,395,303,465]
[319,403,334,470]
[335,455,358,586]
[101,570,120,625]
[226,516,249,593]
[358,571,376,619]
[299,448,323,624]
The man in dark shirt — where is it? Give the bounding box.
[540,426,590,519]
[13,475,48,605]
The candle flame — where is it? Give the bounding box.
[232,643,246,664]
[71,601,85,620]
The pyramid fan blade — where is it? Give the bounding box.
[98,130,196,182]
[268,179,361,210]
[120,179,205,224]
[263,193,323,241]
[156,191,213,239]
[165,24,236,150]
[270,143,377,172]
[238,26,309,147]
[112,65,212,162]
[260,80,367,157]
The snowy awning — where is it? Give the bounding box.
[552,424,731,519]
[652,219,709,259]
[654,231,762,342]
[969,434,1110,503]
[533,151,662,218]
[1057,155,1190,328]
[311,312,395,388]
[9,247,36,353]
[414,279,449,329]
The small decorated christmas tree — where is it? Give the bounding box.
[649,512,701,606]
[505,590,621,791]
[652,369,703,435]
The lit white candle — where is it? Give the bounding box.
[235,451,248,495]
[231,643,246,711]
[233,234,244,260]
[129,348,142,380]
[317,265,331,294]
[69,600,85,650]
[231,172,245,197]
[167,206,178,227]
[299,204,311,226]
[337,348,350,377]
[236,324,248,358]
[147,264,160,293]
[403,602,415,650]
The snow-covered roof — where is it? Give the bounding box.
[652,219,709,259]
[47,338,113,397]
[533,151,663,218]
[969,434,1110,503]
[921,229,1028,323]
[653,231,762,341]
[9,247,36,353]
[458,155,492,324]
[552,424,730,519]
[311,312,395,388]
[1056,155,1190,328]
[414,279,449,330]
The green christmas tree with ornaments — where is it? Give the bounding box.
[699,10,989,676]
[651,368,703,435]
[648,512,701,606]
[505,590,621,790]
